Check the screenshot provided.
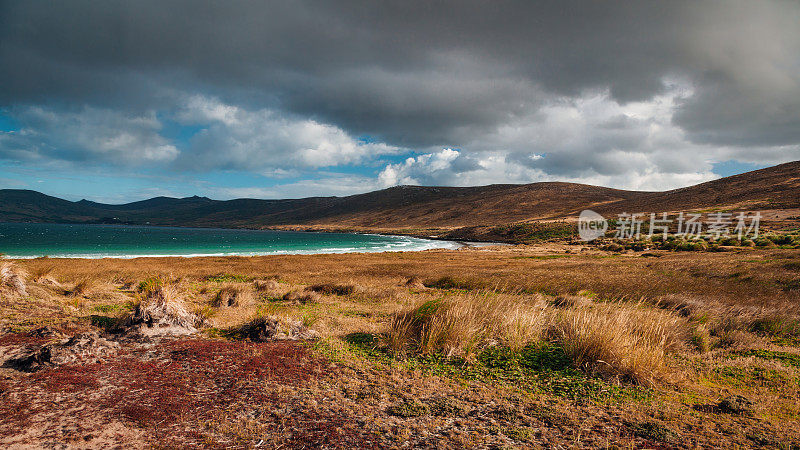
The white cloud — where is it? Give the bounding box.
[176,95,402,172]
[0,106,178,165]
[212,175,383,199]
[375,81,796,192]
[378,148,717,191]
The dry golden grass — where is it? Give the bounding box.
[68,277,94,297]
[13,246,798,310]
[282,289,321,304]
[388,291,549,358]
[4,247,799,384]
[0,262,28,297]
[387,291,685,385]
[552,301,685,385]
[2,246,800,447]
[210,285,254,308]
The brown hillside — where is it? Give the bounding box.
[1,161,798,229]
[310,161,800,227]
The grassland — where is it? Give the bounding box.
[1,244,799,448]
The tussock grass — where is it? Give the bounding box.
[388,290,685,385]
[68,278,94,297]
[253,279,280,293]
[231,314,318,341]
[122,280,207,335]
[423,276,488,290]
[30,265,57,284]
[750,314,800,341]
[552,301,685,385]
[405,276,426,290]
[137,276,168,297]
[210,285,254,308]
[388,291,549,359]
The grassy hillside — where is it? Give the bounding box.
[1,161,798,229]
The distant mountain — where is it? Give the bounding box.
[1,161,799,229]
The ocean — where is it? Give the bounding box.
[0,222,458,258]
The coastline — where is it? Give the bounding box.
[0,222,470,259]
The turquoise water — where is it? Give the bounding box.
[0,223,458,258]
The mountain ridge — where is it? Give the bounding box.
[1,161,799,230]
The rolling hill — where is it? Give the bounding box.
[1,161,799,231]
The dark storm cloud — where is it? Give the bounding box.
[0,0,798,183]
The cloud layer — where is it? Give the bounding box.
[0,0,798,200]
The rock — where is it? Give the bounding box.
[239,316,319,342]
[28,326,65,340]
[0,345,50,372]
[1,330,119,372]
[49,331,120,365]
[718,395,754,415]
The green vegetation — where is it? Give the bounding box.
[340,334,635,401]
[741,349,800,368]
[491,221,576,243]
[205,273,252,283]
[137,276,167,295]
[750,315,800,343]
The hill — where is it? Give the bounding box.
[1,161,799,231]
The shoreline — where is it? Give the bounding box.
[0,221,516,260]
[0,222,473,259]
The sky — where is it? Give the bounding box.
[0,0,798,203]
